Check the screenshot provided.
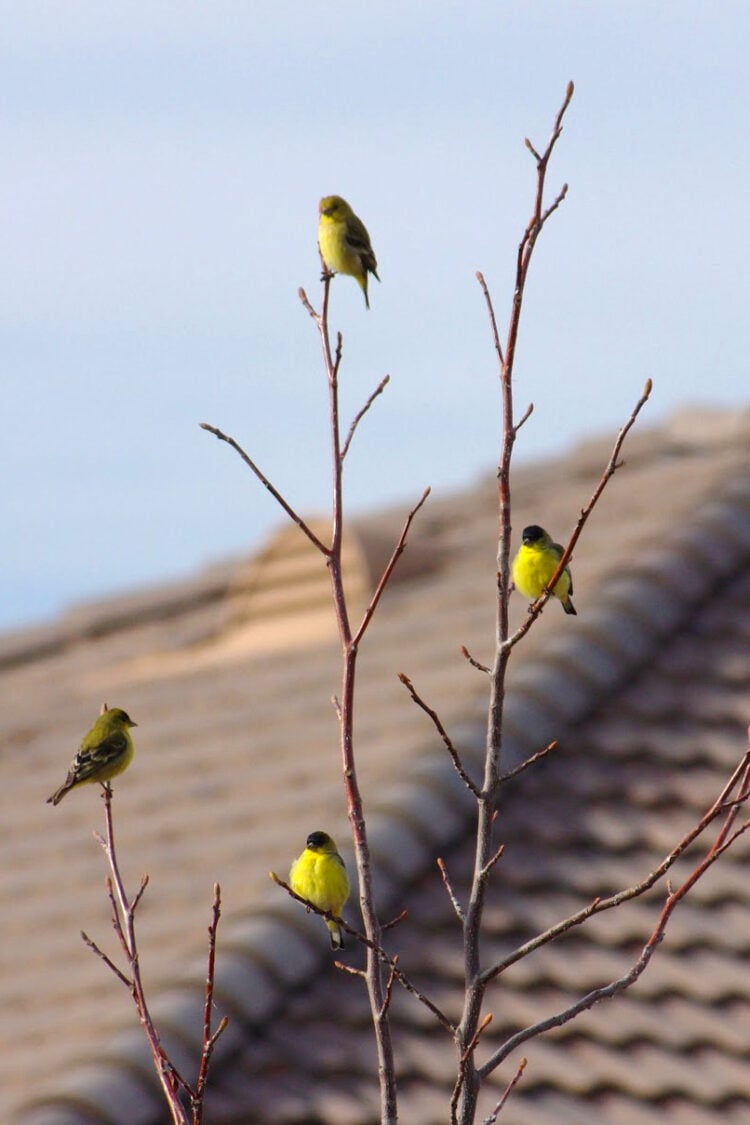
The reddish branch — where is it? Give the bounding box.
[477,750,750,1077]
[207,266,431,1122]
[199,423,329,555]
[270,871,453,1033]
[481,1057,527,1124]
[453,83,576,1125]
[482,746,750,987]
[305,272,415,1123]
[199,82,746,1125]
[83,786,227,1125]
[501,375,653,651]
[399,672,481,796]
[191,885,228,1124]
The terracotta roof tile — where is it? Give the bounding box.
[10,412,750,1123]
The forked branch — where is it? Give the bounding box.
[477,751,750,1077]
[85,786,227,1125]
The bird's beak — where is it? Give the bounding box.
[130,721,139,728]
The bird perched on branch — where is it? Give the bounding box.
[512,524,577,615]
[318,195,380,308]
[47,707,137,805]
[290,830,350,949]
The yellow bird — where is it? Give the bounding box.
[289,830,350,949]
[47,707,137,805]
[318,195,380,308]
[511,524,577,615]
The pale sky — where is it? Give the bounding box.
[3,2,749,630]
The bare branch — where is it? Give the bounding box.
[92,787,188,1122]
[379,955,400,1020]
[481,1057,527,1124]
[399,672,481,796]
[463,1012,493,1062]
[502,377,653,650]
[540,182,568,225]
[382,908,408,933]
[271,872,454,1033]
[481,750,750,988]
[80,930,132,988]
[437,857,465,922]
[297,286,317,321]
[499,741,559,784]
[132,874,149,914]
[479,843,505,882]
[341,375,391,461]
[476,272,505,370]
[336,961,366,980]
[452,1014,494,1125]
[479,801,750,1080]
[460,645,491,675]
[192,884,228,1123]
[352,488,431,646]
[200,423,330,555]
[513,402,534,434]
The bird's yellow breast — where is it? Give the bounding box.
[512,544,570,601]
[318,216,360,277]
[290,848,349,914]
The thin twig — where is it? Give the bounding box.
[382,908,408,933]
[476,271,505,370]
[513,403,534,434]
[437,857,465,922]
[192,884,228,1123]
[399,672,481,796]
[86,787,227,1123]
[540,182,569,226]
[452,1013,494,1124]
[481,1057,527,1124]
[341,375,391,461]
[499,741,559,783]
[379,955,400,1019]
[310,265,399,1123]
[336,961,367,979]
[460,646,491,675]
[502,376,652,649]
[463,1012,493,1062]
[453,81,577,1125]
[480,750,750,987]
[271,872,454,1033]
[199,423,329,555]
[478,783,750,1078]
[479,843,505,882]
[97,787,188,1123]
[80,931,132,988]
[352,488,431,647]
[298,286,317,321]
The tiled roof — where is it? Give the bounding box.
[6,405,750,1123]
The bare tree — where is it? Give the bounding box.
[202,81,750,1125]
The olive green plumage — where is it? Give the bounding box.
[318,195,380,308]
[47,707,137,805]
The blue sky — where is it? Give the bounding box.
[3,2,749,631]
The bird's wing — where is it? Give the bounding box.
[75,730,129,780]
[345,217,378,274]
[551,542,573,593]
